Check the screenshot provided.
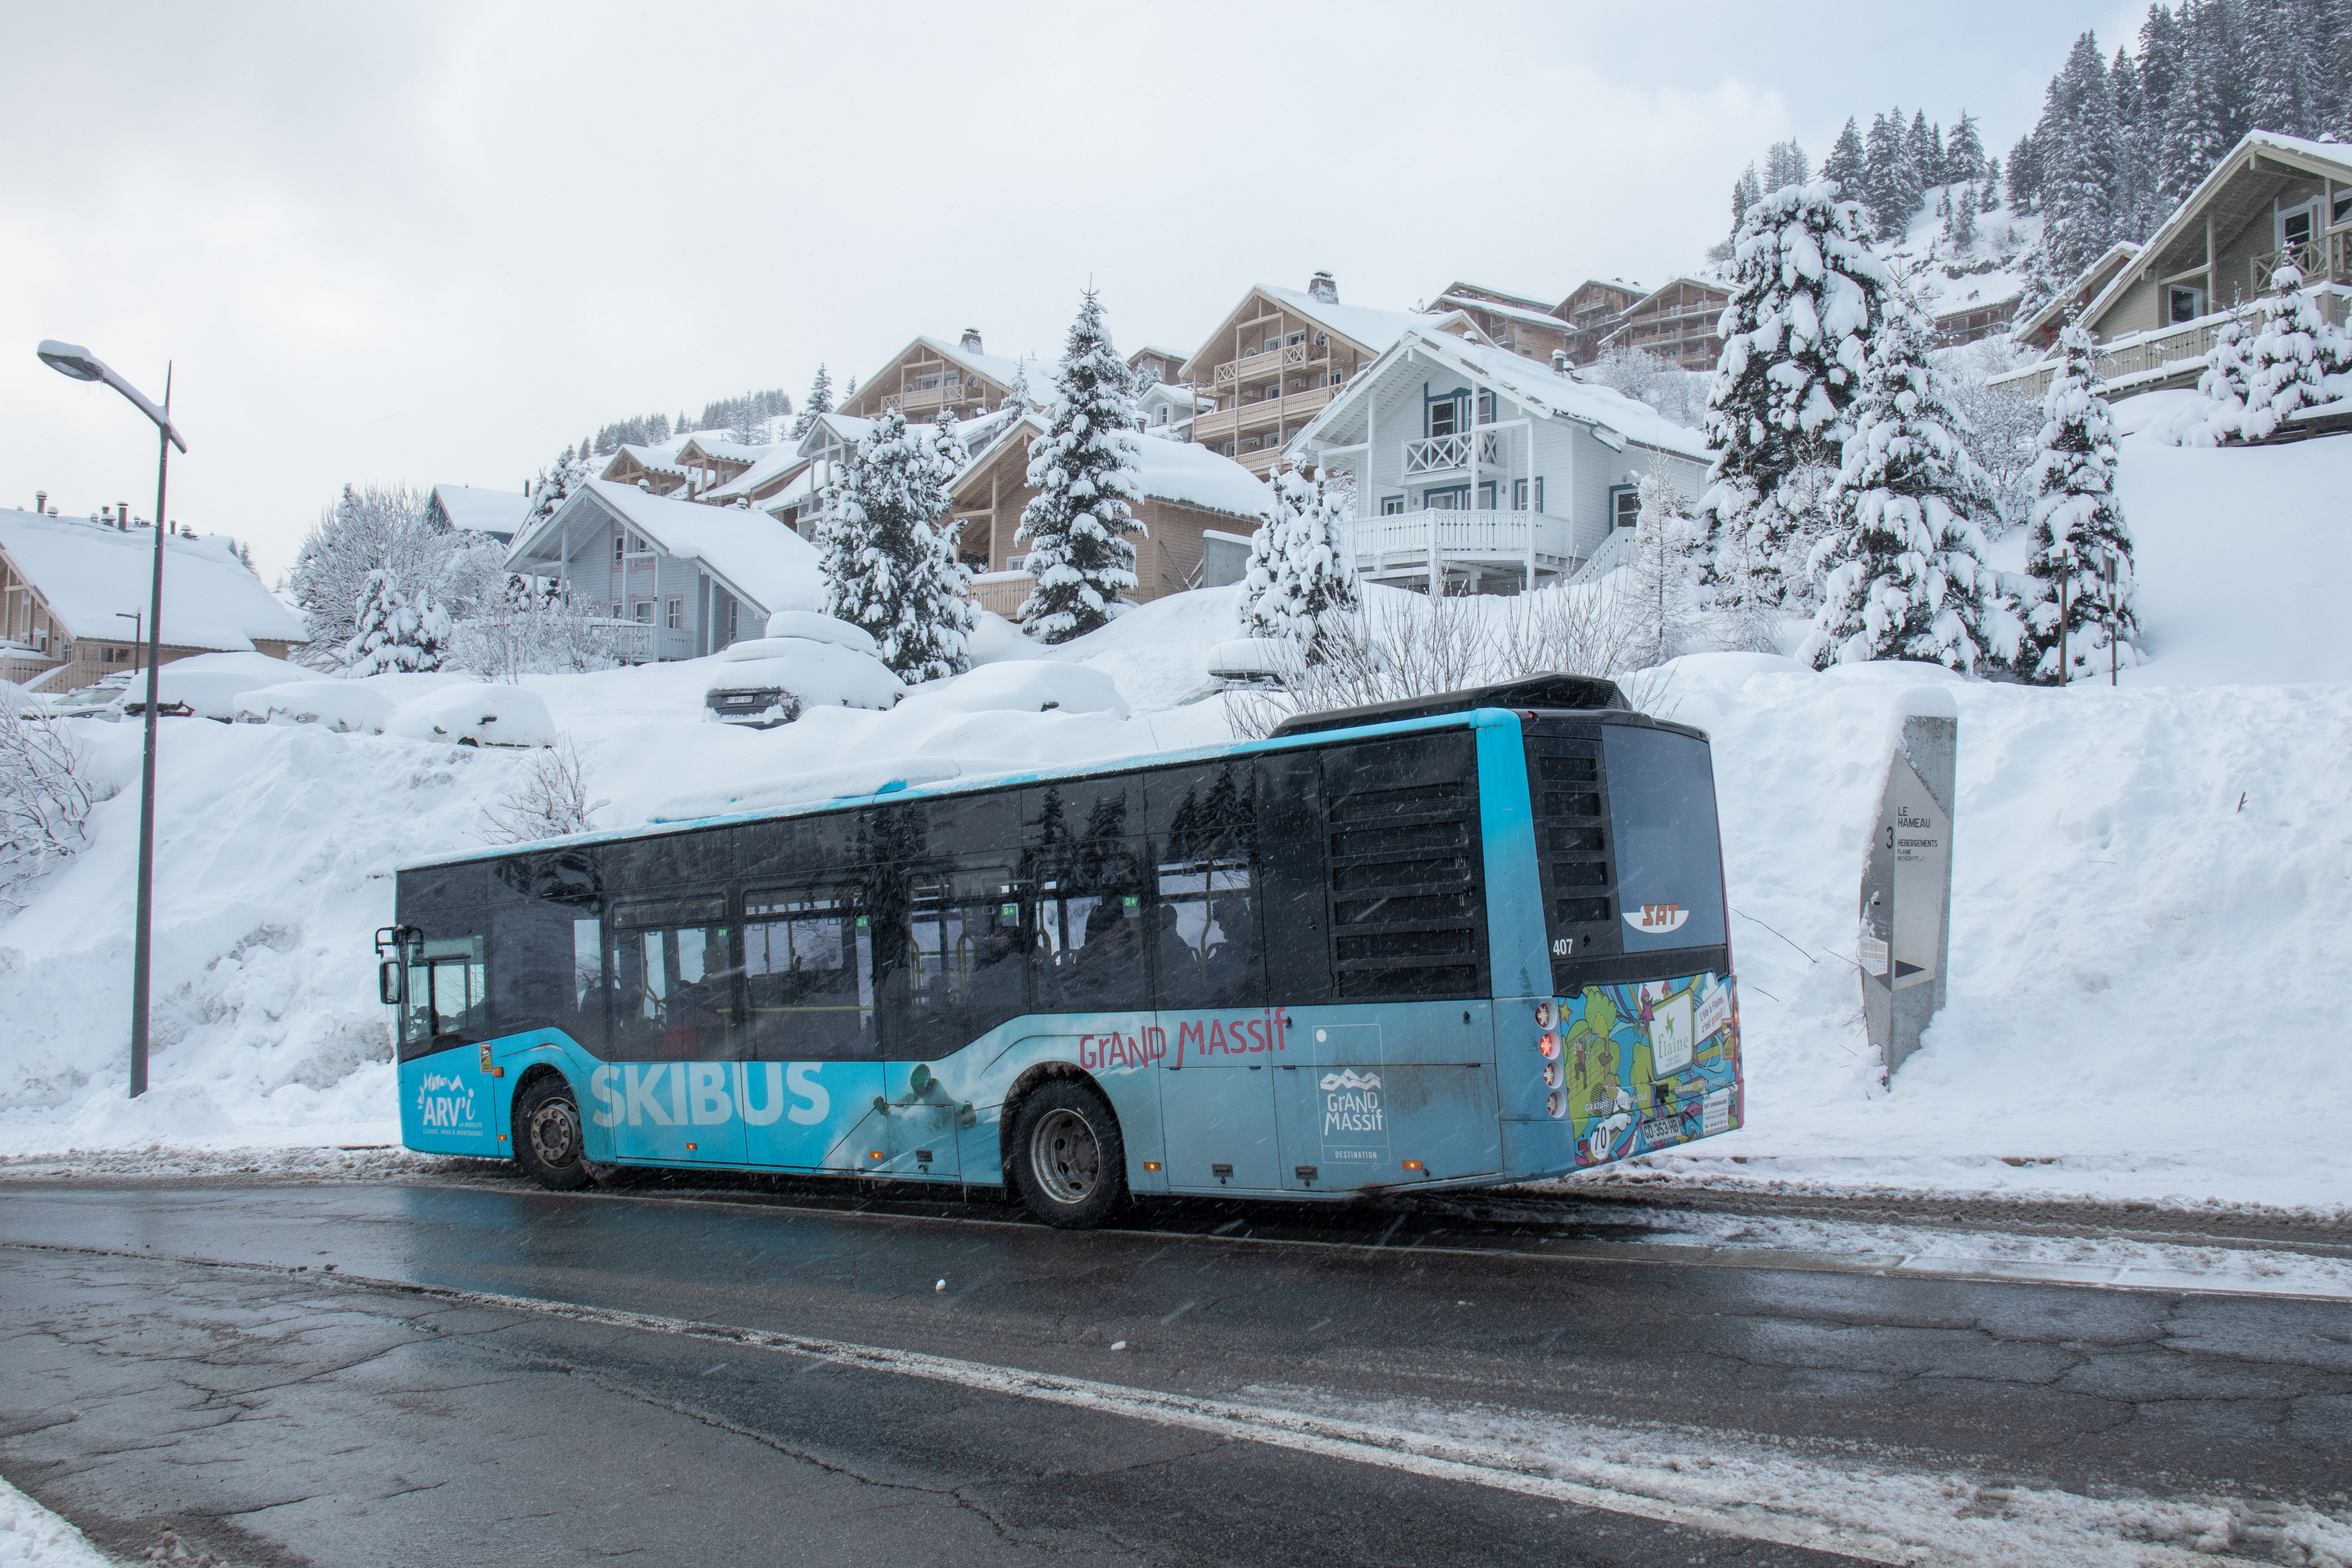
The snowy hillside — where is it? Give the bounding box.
[4,429,2348,1213]
[1877,184,2042,325]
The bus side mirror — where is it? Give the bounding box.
[379,960,404,1005]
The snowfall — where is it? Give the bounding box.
[2,416,2349,1234]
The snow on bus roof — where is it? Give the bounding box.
[0,509,304,651]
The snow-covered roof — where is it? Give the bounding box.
[911,336,1047,397]
[606,442,689,480]
[1436,292,1569,332]
[950,413,1270,520]
[792,413,879,461]
[428,484,529,540]
[518,481,824,616]
[0,511,306,651]
[1302,330,1712,464]
[2010,241,2141,339]
[1183,285,1486,379]
[676,436,776,466]
[702,448,811,503]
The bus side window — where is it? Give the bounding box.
[1147,760,1266,1011]
[402,935,486,1054]
[877,865,1028,1057]
[1023,779,1147,1016]
[1320,734,1485,1000]
[607,895,742,1062]
[743,888,876,1061]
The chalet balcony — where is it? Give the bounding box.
[1992,287,2352,400]
[1401,430,1507,476]
[2250,233,2352,291]
[1213,342,1331,386]
[1350,509,1583,583]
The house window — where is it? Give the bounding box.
[611,601,623,619]
[728,600,739,642]
[1285,331,1304,347]
[613,534,625,563]
[632,601,653,623]
[665,597,683,630]
[2168,285,2204,324]
[1611,485,1641,530]
[1514,477,1546,512]
[1223,441,1237,456]
[1264,383,1281,400]
[1423,486,1468,510]
[2279,201,2318,251]
[1380,496,1406,515]
[2335,189,2352,227]
[1427,392,1466,438]
[1477,481,1498,510]
[1477,390,1496,425]
[1263,336,1280,352]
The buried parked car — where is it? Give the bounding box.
[895,659,1130,719]
[124,651,327,721]
[705,612,903,727]
[34,672,137,721]
[385,683,556,747]
[235,680,399,734]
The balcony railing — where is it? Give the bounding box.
[1990,286,2352,400]
[1401,430,1506,475]
[1213,342,1310,386]
[1350,509,1581,575]
[2250,234,2351,292]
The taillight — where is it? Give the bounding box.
[1545,1090,1565,1119]
[1542,1060,1562,1089]
[1534,1000,1555,1027]
[1538,1031,1560,1059]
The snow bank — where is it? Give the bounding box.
[384,684,556,747]
[237,680,398,734]
[758,610,880,655]
[898,659,1130,719]
[0,1474,110,1568]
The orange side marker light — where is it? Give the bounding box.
[1402,1159,1425,1171]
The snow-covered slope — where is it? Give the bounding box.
[1881,184,2042,325]
[3,432,2346,1212]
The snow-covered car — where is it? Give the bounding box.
[705,615,903,728]
[898,659,1130,719]
[124,651,327,722]
[385,684,556,747]
[234,680,399,734]
[36,672,137,721]
[1203,638,1293,691]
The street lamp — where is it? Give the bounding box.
[114,611,141,674]
[38,340,187,1100]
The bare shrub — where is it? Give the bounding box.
[0,700,105,914]
[449,578,619,682]
[482,739,600,843]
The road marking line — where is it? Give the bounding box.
[3,1239,2282,1566]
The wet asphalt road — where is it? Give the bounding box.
[0,1174,2347,1567]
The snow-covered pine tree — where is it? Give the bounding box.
[815,404,975,683]
[1863,110,1922,239]
[1014,290,1146,644]
[2110,43,2161,241]
[1763,138,1809,190]
[1623,471,1699,670]
[2006,130,2042,209]
[1907,111,1943,187]
[2137,0,2186,128]
[1945,112,1987,185]
[340,569,450,676]
[2039,32,2123,283]
[790,365,834,440]
[2246,0,2320,137]
[2186,263,2352,443]
[1979,163,2001,211]
[1802,302,2005,673]
[2161,0,2236,208]
[1947,184,1979,248]
[1699,182,1900,612]
[2022,323,2136,682]
[1823,119,1868,197]
[521,443,595,541]
[1730,164,1762,240]
[1237,463,1359,663]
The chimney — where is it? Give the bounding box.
[34,490,45,514]
[118,501,129,532]
[1309,271,1338,304]
[961,328,984,353]
[1551,349,1569,373]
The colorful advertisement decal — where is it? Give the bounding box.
[1563,971,1742,1167]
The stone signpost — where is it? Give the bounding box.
[1859,688,1957,1082]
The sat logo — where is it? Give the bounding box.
[1626,903,1689,934]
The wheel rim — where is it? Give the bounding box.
[1029,1106,1100,1206]
[529,1095,581,1168]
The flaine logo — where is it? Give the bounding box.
[1624,903,1689,934]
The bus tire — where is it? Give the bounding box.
[1009,1079,1126,1229]
[512,1072,592,1192]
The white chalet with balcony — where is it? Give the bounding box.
[1290,329,1713,595]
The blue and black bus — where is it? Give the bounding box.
[380,674,1742,1227]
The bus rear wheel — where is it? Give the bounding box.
[1010,1080,1126,1230]
[513,1073,592,1192]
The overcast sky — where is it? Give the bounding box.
[3,0,2142,581]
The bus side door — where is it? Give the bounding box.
[604,898,748,1167]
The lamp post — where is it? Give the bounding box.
[38,340,187,1100]
[114,611,140,674]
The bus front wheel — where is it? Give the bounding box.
[1010,1080,1126,1230]
[513,1072,593,1192]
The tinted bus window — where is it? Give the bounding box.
[1023,779,1147,1014]
[1603,726,1727,955]
[877,865,1027,1057]
[1525,736,1618,969]
[399,935,486,1060]
[1147,760,1264,1010]
[488,849,605,1052]
[609,894,740,1060]
[743,888,877,1060]
[1319,733,1485,999]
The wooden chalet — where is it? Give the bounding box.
[0,508,302,692]
[1597,277,1732,373]
[1180,272,1488,479]
[946,413,1271,618]
[839,330,1044,423]
[599,442,692,497]
[1997,132,2352,402]
[1555,279,1647,366]
[1430,282,1574,363]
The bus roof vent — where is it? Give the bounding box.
[1267,672,1630,738]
